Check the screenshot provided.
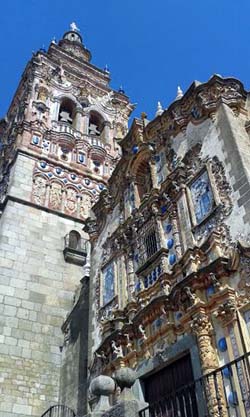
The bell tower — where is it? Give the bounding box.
[0,24,133,417]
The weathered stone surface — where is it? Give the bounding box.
[0,195,84,416]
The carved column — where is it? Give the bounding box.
[216,294,250,417]
[131,176,140,209]
[170,208,182,258]
[51,98,60,121]
[102,121,111,144]
[177,185,195,251]
[191,312,227,417]
[154,213,166,248]
[82,111,89,135]
[127,252,135,302]
[74,107,83,131]
[149,160,159,189]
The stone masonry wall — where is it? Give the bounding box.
[0,153,85,417]
[59,278,90,416]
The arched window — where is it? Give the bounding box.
[58,98,75,125]
[88,111,104,136]
[64,230,87,265]
[135,160,152,201]
[68,230,81,250]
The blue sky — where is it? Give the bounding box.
[0,0,249,121]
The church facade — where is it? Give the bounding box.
[84,77,250,417]
[1,24,250,417]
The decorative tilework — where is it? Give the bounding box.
[190,170,214,224]
[102,263,115,305]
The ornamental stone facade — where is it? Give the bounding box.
[82,76,250,417]
[2,24,250,417]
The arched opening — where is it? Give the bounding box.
[135,159,152,201]
[68,230,81,250]
[58,98,75,125]
[88,111,104,136]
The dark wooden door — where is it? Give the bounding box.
[144,354,198,417]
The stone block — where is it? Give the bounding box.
[21,300,34,310]
[13,404,32,415]
[0,344,9,354]
[17,308,29,320]
[22,348,31,359]
[10,278,27,290]
[0,284,15,296]
[4,305,17,317]
[4,296,22,307]
[29,311,37,321]
[5,337,18,346]
[9,345,22,356]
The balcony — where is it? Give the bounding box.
[63,233,87,266]
[51,121,78,151]
[88,135,108,161]
[140,352,250,417]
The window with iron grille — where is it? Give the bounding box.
[144,231,158,259]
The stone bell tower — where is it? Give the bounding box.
[0,24,134,417]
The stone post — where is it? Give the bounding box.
[74,107,84,132]
[149,160,159,189]
[127,252,135,302]
[90,375,115,412]
[82,111,90,135]
[102,121,111,144]
[191,312,227,417]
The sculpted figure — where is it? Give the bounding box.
[138,324,147,340]
[50,183,62,210]
[33,176,47,205]
[111,341,123,358]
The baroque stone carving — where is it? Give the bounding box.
[33,176,47,205]
[49,182,62,210]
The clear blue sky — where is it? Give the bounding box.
[0,0,249,121]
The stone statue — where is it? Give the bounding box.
[209,272,222,291]
[49,183,62,210]
[161,281,170,296]
[138,324,147,340]
[33,176,47,205]
[94,350,108,365]
[124,333,133,352]
[183,286,200,306]
[111,340,123,358]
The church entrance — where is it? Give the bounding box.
[144,354,198,417]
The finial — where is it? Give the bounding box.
[104,64,110,73]
[40,45,46,52]
[70,22,80,32]
[51,36,57,44]
[175,86,183,100]
[118,85,125,94]
[155,101,163,117]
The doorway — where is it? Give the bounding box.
[144,354,198,417]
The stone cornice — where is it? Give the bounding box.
[145,75,248,140]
